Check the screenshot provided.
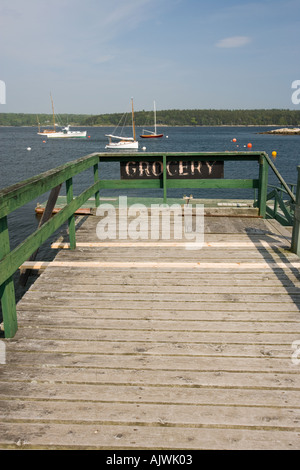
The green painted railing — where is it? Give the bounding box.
[291,166,300,256]
[260,153,296,226]
[265,185,295,226]
[0,151,294,338]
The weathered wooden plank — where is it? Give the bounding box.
[16,298,300,312]
[1,380,299,408]
[36,268,300,283]
[7,337,299,357]
[8,317,300,333]
[17,289,300,304]
[1,400,299,430]
[0,422,299,450]
[4,350,300,373]
[15,307,300,322]
[18,260,300,271]
[6,326,300,345]
[46,248,298,261]
[51,241,290,248]
[27,281,300,295]
[1,366,300,390]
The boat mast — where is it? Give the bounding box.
[154,100,157,135]
[50,92,56,131]
[131,98,136,141]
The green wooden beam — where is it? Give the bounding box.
[100,180,162,189]
[165,179,259,189]
[163,155,167,203]
[100,178,258,190]
[93,163,100,208]
[0,216,18,337]
[291,166,300,255]
[66,178,76,250]
[258,154,269,218]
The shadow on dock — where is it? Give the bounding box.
[246,226,300,312]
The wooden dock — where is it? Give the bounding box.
[1,209,300,450]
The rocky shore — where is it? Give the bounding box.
[259,127,300,135]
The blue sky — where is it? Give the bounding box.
[0,0,300,114]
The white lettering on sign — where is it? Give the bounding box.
[122,161,222,179]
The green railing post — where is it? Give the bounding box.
[93,162,100,208]
[163,155,167,203]
[66,178,76,250]
[291,166,300,256]
[258,154,268,218]
[0,216,18,337]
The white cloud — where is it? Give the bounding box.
[216,36,252,48]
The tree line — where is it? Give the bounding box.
[1,109,300,127]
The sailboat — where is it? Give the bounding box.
[105,98,139,149]
[47,124,87,139]
[140,101,163,138]
[37,94,59,136]
[37,93,87,139]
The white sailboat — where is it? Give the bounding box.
[47,125,87,139]
[105,98,138,149]
[38,93,87,139]
[140,101,163,139]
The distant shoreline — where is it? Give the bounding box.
[259,127,300,135]
[0,124,296,128]
[1,108,300,128]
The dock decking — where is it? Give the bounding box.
[1,211,300,450]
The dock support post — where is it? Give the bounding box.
[19,184,62,287]
[93,162,100,208]
[66,178,76,250]
[163,155,167,203]
[258,154,268,218]
[0,216,18,338]
[291,166,300,256]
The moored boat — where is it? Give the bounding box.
[106,98,139,150]
[140,101,163,139]
[37,93,87,138]
[47,125,87,139]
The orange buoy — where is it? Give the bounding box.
[232,138,237,142]
[247,143,252,148]
[272,151,277,158]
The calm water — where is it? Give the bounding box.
[1,125,300,248]
[0,125,299,316]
